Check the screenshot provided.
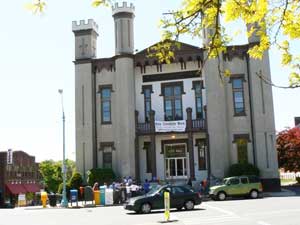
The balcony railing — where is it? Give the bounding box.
[136,119,206,135]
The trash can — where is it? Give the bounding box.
[105,189,113,205]
[84,186,94,206]
[70,189,78,207]
[48,194,57,207]
[113,190,121,204]
[100,186,106,205]
[94,190,100,205]
[41,192,48,208]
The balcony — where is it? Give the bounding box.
[135,108,206,136]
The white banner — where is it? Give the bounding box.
[155,120,186,132]
[7,149,13,165]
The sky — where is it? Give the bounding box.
[0,0,299,162]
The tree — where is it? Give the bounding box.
[277,127,300,171]
[39,159,76,193]
[26,0,300,88]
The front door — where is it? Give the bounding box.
[165,144,188,179]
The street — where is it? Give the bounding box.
[0,196,300,225]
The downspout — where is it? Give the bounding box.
[93,66,98,168]
[245,53,257,166]
[204,106,211,182]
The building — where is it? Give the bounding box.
[73,2,280,191]
[0,150,41,206]
[295,117,300,128]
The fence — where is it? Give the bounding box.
[280,172,300,180]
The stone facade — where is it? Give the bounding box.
[73,2,279,190]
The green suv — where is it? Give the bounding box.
[209,176,263,201]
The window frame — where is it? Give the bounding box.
[230,75,246,116]
[192,81,204,119]
[141,85,153,123]
[161,81,185,121]
[99,85,113,124]
[143,142,152,173]
[196,139,206,170]
[103,151,112,169]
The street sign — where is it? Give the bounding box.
[7,149,13,165]
[164,191,170,222]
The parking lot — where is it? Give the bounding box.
[0,196,300,225]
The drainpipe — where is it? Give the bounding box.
[245,54,257,166]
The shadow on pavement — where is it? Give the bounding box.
[126,208,205,215]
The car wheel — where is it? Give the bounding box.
[217,192,226,201]
[250,190,259,199]
[184,200,194,210]
[140,203,151,214]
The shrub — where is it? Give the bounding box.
[296,177,300,184]
[228,163,260,177]
[57,182,71,199]
[87,168,116,186]
[69,172,83,190]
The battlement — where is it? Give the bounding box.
[112,2,135,16]
[72,19,99,33]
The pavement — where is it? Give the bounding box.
[1,196,300,225]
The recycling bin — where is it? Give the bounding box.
[48,194,57,207]
[41,192,48,208]
[94,190,100,205]
[70,189,78,207]
[105,189,113,205]
[100,186,106,205]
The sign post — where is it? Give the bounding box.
[164,191,170,222]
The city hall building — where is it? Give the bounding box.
[73,2,280,190]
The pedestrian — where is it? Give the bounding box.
[126,183,131,199]
[93,182,99,191]
[143,179,150,193]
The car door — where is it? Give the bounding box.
[227,178,242,196]
[170,186,186,208]
[151,187,168,209]
[240,177,250,194]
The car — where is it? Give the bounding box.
[124,184,202,214]
[209,175,263,201]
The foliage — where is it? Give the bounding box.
[39,159,76,193]
[68,172,83,190]
[277,127,300,171]
[86,168,116,186]
[228,163,260,177]
[26,0,300,87]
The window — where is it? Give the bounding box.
[232,78,245,116]
[101,87,112,123]
[142,86,152,122]
[197,139,206,170]
[193,81,204,119]
[103,151,112,169]
[236,138,248,164]
[230,178,240,185]
[144,142,151,173]
[162,82,184,121]
[240,177,248,184]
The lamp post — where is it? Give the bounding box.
[58,89,68,208]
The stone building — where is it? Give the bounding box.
[73,2,280,190]
[0,150,41,206]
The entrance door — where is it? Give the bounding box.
[165,144,188,179]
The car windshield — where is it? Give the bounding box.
[223,178,230,185]
[146,185,162,195]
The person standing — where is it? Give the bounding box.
[143,179,150,193]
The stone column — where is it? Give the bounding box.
[204,106,211,180]
[134,111,140,182]
[186,108,195,180]
[149,110,157,178]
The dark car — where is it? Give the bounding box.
[124,185,202,214]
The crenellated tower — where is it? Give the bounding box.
[112,2,137,177]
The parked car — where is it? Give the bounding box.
[124,184,202,214]
[209,175,263,201]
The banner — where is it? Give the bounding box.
[155,120,186,132]
[7,149,13,165]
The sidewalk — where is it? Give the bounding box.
[263,188,297,197]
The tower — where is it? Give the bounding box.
[112,2,137,177]
[72,19,99,178]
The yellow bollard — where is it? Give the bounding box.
[41,192,48,208]
[164,191,170,222]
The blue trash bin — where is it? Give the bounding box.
[70,189,78,207]
[100,186,106,205]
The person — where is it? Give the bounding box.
[127,176,133,185]
[103,182,108,189]
[187,177,192,187]
[126,183,131,199]
[92,182,99,191]
[143,179,150,193]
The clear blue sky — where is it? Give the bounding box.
[0,0,299,162]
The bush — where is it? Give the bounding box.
[87,168,116,186]
[69,172,83,190]
[57,182,71,199]
[296,177,300,184]
[228,163,260,177]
